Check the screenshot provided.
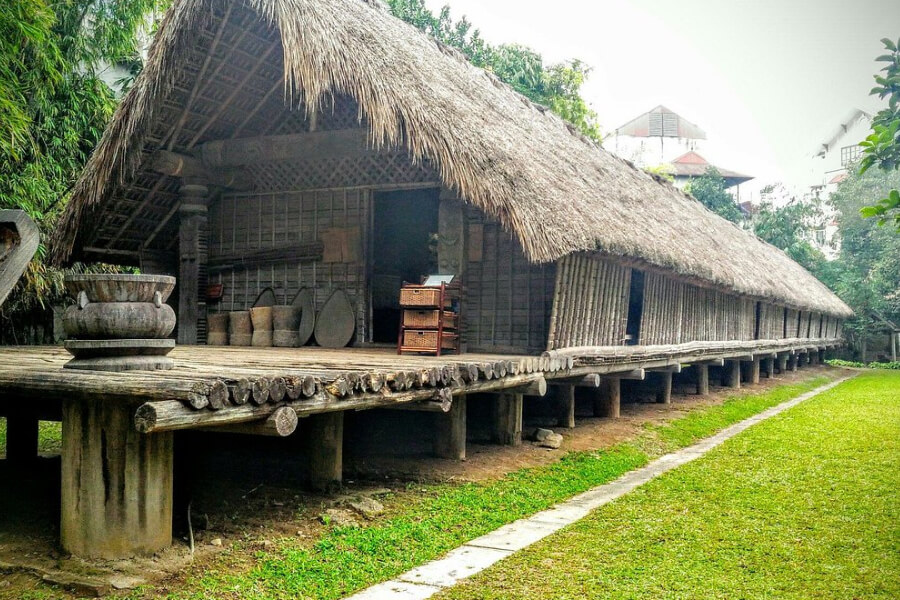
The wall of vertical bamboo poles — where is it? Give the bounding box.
[546,254,631,350]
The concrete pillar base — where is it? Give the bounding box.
[61,398,173,559]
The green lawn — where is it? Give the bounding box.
[111,375,838,600]
[438,371,900,600]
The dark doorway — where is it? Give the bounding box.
[624,270,645,345]
[370,188,440,343]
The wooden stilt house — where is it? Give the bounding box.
[0,0,850,559]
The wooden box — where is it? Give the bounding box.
[402,309,456,329]
[399,287,444,307]
[402,329,457,350]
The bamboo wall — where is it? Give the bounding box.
[208,189,370,341]
[756,302,784,340]
[463,209,556,353]
[546,254,631,350]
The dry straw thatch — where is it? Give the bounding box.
[51,0,852,317]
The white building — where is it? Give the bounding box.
[802,108,873,259]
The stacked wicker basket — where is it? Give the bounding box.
[397,282,459,356]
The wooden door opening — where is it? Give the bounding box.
[370,188,440,343]
[624,270,645,345]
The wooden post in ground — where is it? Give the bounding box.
[695,364,710,395]
[593,378,620,418]
[748,359,761,384]
[61,398,173,558]
[724,360,741,388]
[809,350,818,365]
[654,371,673,404]
[433,394,466,460]
[777,353,788,374]
[177,182,208,345]
[764,357,775,379]
[492,393,523,446]
[556,384,575,429]
[306,412,343,492]
[788,354,798,372]
[5,408,38,464]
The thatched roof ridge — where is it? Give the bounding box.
[51,0,852,317]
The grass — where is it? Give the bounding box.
[438,371,900,600]
[0,419,62,456]
[113,374,838,600]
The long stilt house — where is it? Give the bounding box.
[0,0,850,559]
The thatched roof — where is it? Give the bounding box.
[50,0,852,317]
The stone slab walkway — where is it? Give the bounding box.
[345,376,852,600]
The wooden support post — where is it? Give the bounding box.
[809,350,818,365]
[748,359,761,384]
[557,384,575,429]
[695,364,709,396]
[593,378,620,418]
[777,353,788,374]
[764,357,775,379]
[433,394,466,460]
[789,354,799,372]
[492,393,523,446]
[5,408,38,464]
[177,183,208,345]
[61,398,173,558]
[655,371,673,404]
[724,360,741,389]
[305,412,343,492]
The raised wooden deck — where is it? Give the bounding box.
[0,338,842,434]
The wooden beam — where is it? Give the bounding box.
[199,129,373,167]
[554,374,600,387]
[200,406,298,437]
[517,376,547,397]
[615,368,646,380]
[698,358,725,367]
[648,364,681,374]
[150,151,250,190]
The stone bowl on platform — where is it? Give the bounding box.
[64,273,175,303]
[62,274,177,371]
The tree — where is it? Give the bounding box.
[385,0,602,142]
[0,0,165,341]
[685,167,744,223]
[859,37,900,229]
[826,166,900,349]
[752,200,828,276]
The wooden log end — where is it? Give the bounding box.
[208,380,229,410]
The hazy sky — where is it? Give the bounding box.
[423,0,900,189]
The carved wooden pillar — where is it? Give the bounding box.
[177,183,208,345]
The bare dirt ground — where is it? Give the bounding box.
[0,367,838,599]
